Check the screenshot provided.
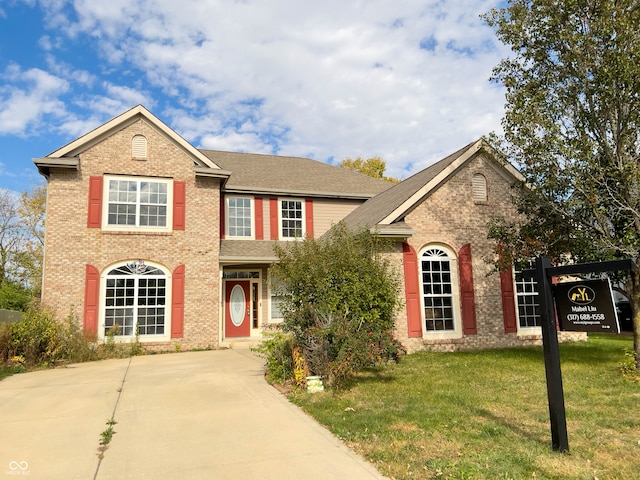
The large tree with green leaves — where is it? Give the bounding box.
[484,0,640,367]
[340,156,400,183]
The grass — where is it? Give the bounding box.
[290,334,640,480]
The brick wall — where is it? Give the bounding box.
[41,119,222,349]
[392,152,586,352]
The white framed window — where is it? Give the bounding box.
[103,261,168,340]
[419,245,462,338]
[280,199,304,239]
[514,268,542,331]
[226,196,253,238]
[269,276,287,323]
[103,175,172,232]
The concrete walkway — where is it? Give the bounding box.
[0,349,388,479]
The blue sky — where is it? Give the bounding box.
[0,0,509,194]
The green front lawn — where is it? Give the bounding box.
[291,334,639,480]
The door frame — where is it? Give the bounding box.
[222,270,261,339]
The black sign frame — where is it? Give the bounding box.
[521,258,633,453]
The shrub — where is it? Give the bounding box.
[252,330,295,385]
[0,281,33,312]
[7,308,62,366]
[0,307,146,372]
[271,222,405,390]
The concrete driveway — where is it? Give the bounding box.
[0,348,387,479]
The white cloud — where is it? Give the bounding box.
[0,64,69,136]
[28,0,509,178]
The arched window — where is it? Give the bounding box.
[472,173,488,203]
[104,260,166,337]
[420,247,455,331]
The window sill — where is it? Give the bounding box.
[517,327,542,338]
[422,334,464,343]
[99,230,173,237]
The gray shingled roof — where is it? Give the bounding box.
[199,150,392,198]
[342,140,479,230]
[220,240,279,262]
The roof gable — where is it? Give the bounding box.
[47,105,221,170]
[342,139,524,233]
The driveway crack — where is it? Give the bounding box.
[93,356,132,480]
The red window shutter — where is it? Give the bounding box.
[270,197,279,240]
[501,266,518,333]
[305,199,314,239]
[403,243,423,337]
[220,195,226,239]
[255,197,264,240]
[173,181,186,230]
[458,243,477,335]
[87,176,103,228]
[171,265,185,339]
[84,264,100,336]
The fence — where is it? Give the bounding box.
[0,309,23,325]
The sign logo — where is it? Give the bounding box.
[567,285,595,305]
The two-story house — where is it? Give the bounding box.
[34,105,390,349]
[35,105,583,353]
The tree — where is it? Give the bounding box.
[16,183,46,296]
[483,0,640,367]
[270,222,404,389]
[340,156,400,183]
[0,190,23,286]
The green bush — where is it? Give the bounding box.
[7,308,62,366]
[252,330,295,385]
[271,222,405,390]
[0,307,146,371]
[0,281,33,312]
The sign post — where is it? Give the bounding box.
[523,257,633,452]
[535,257,569,452]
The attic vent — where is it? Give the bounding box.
[132,135,148,159]
[472,173,487,203]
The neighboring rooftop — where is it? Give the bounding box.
[200,150,393,199]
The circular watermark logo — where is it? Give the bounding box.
[6,461,30,476]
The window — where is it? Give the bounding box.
[105,176,169,229]
[270,277,287,322]
[227,197,253,237]
[280,199,304,238]
[104,261,166,337]
[514,268,541,328]
[420,248,455,331]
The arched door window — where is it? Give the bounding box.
[104,261,166,337]
[420,247,455,331]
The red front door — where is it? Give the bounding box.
[225,280,251,337]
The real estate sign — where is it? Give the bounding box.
[554,279,620,333]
